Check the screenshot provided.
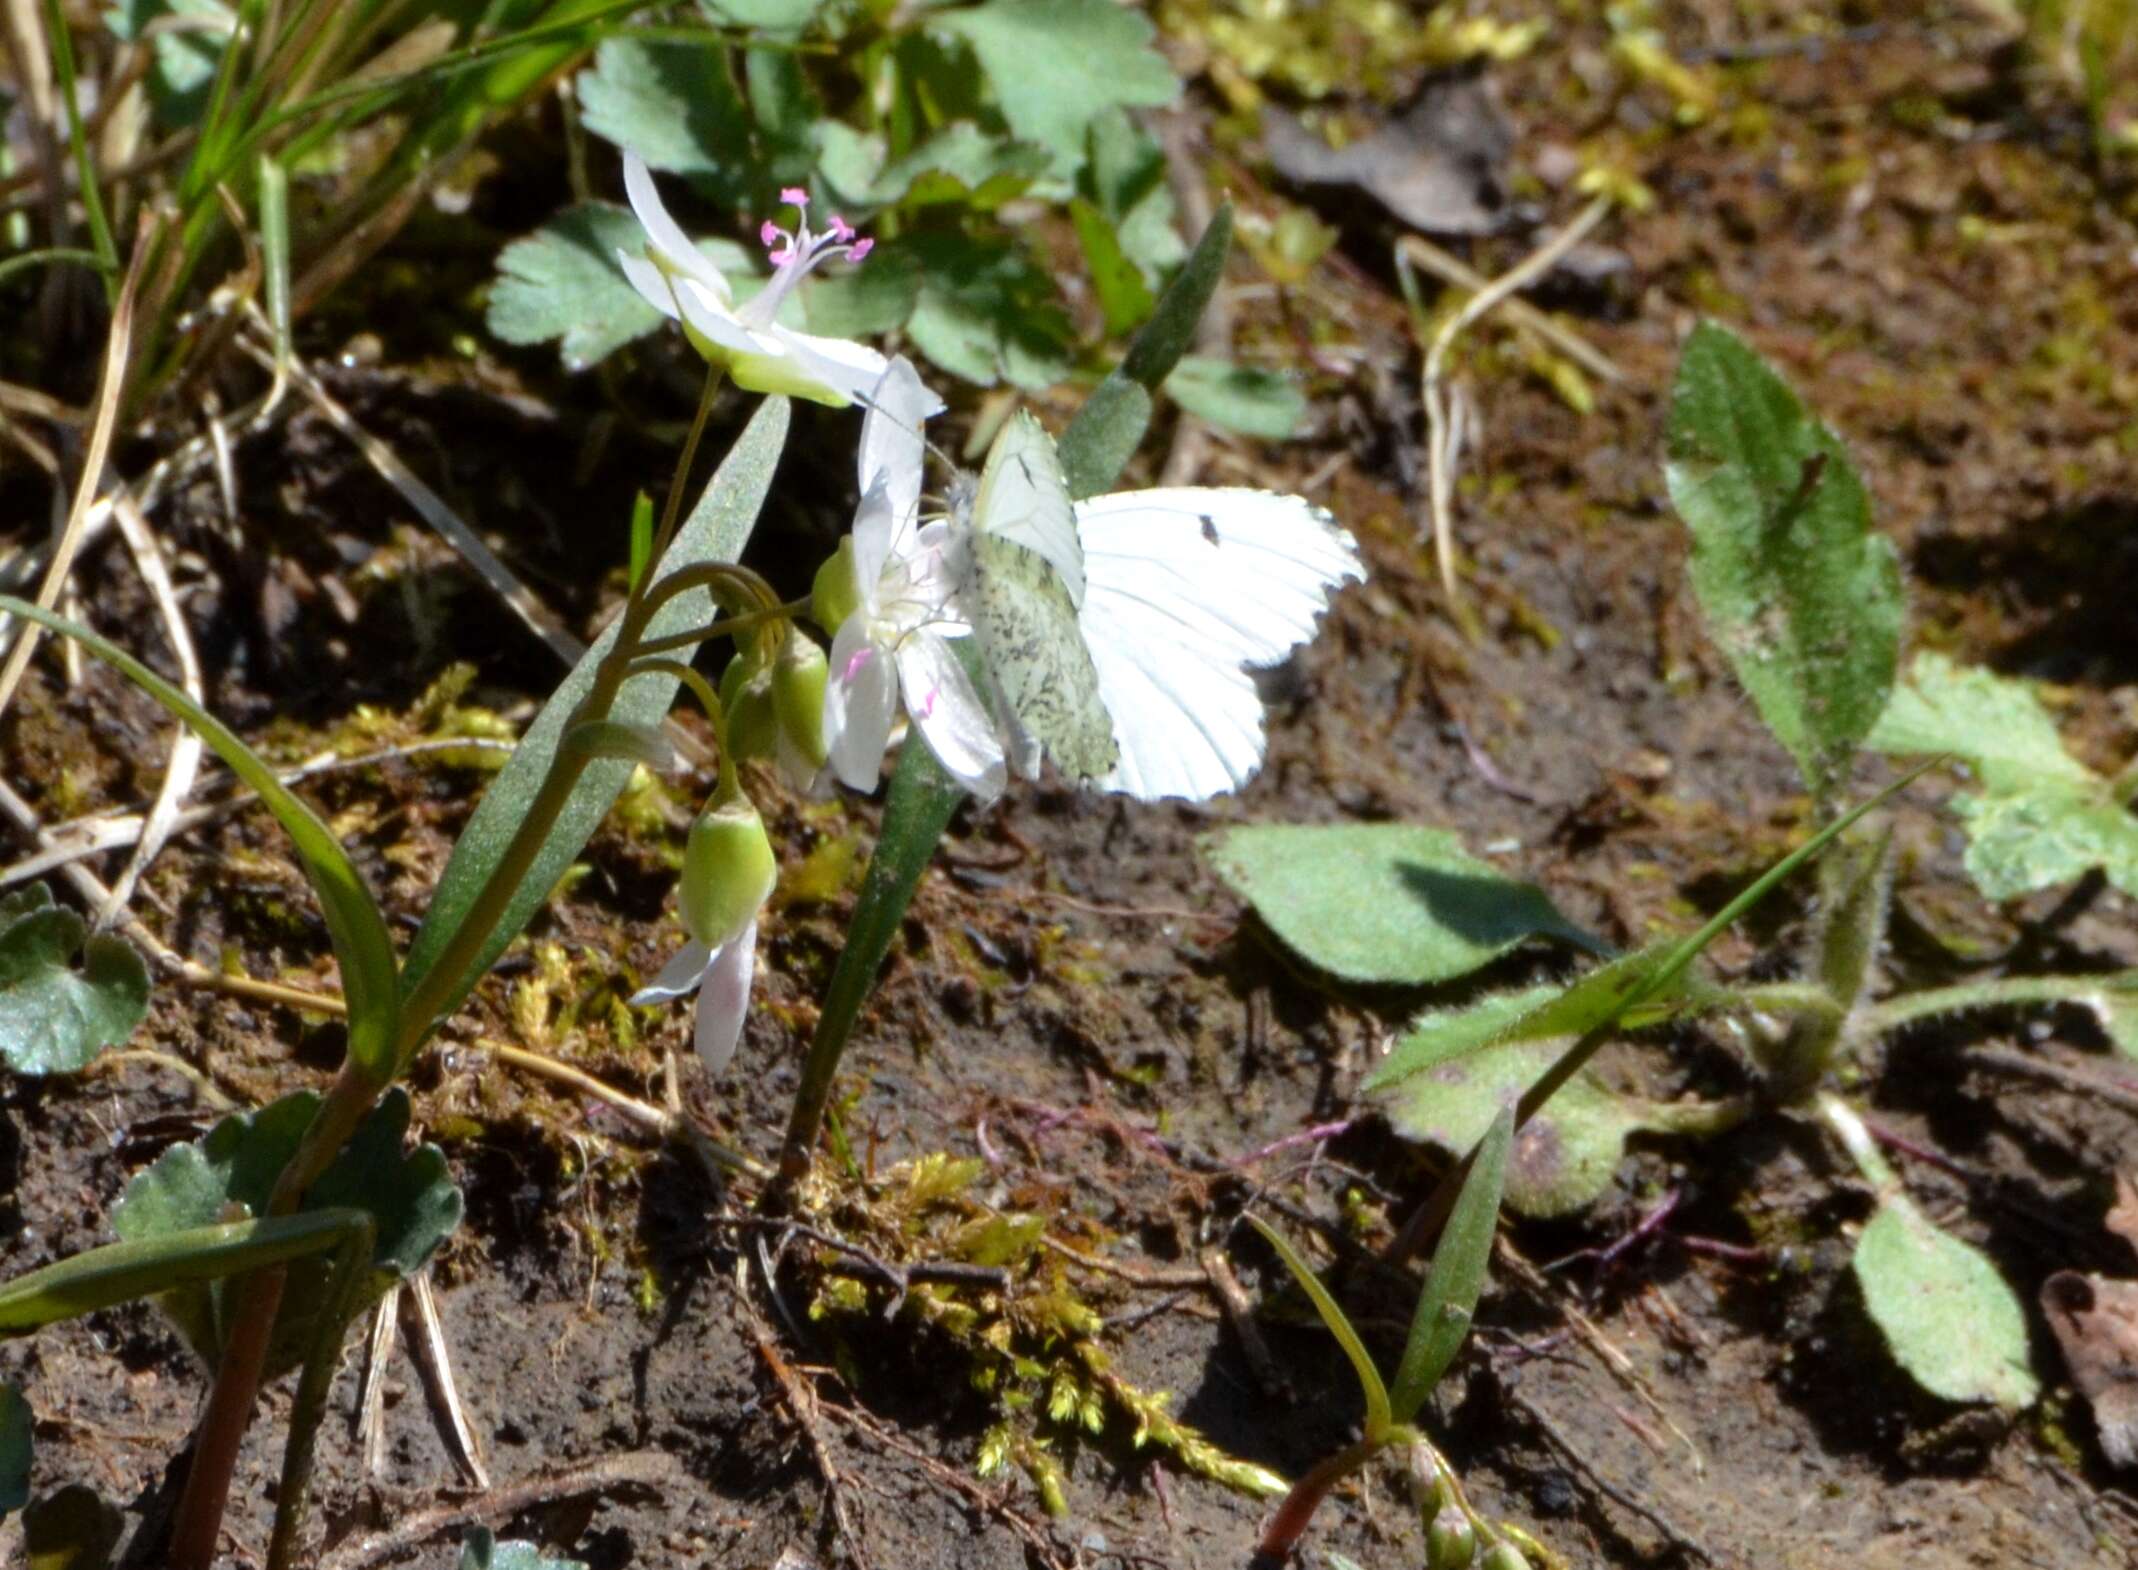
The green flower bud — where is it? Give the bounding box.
[680,790,777,947]
[1428,1510,1477,1570]
[773,627,830,771]
[1408,1443,1454,1519]
[722,659,778,764]
[812,536,862,632]
[1479,1544,1529,1570]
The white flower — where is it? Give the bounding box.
[618,152,914,409]
[629,792,777,1075]
[819,358,1006,800]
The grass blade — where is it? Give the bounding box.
[0,596,401,1084]
[1245,1214,1393,1443]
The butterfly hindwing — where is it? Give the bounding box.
[967,533,1120,781]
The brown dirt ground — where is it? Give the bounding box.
[6,3,2138,1568]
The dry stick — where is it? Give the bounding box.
[100,490,204,921]
[485,1039,773,1183]
[0,736,514,889]
[354,1288,397,1475]
[315,1450,687,1570]
[1963,1044,2138,1119]
[1418,195,1613,625]
[1501,1384,1716,1565]
[1395,234,1624,386]
[0,773,347,1017]
[0,207,160,728]
[401,1271,490,1489]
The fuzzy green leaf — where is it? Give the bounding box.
[577,37,756,203]
[1389,1106,1510,1419]
[1868,651,2138,900]
[0,600,398,1083]
[487,202,665,371]
[1166,356,1306,440]
[0,884,148,1075]
[111,1090,461,1380]
[932,0,1179,179]
[459,1527,588,1570]
[903,230,1075,389]
[1206,824,1598,987]
[0,1384,27,1518]
[1664,321,1903,803]
[1853,1197,2039,1409]
[400,397,788,1048]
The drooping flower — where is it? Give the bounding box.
[618,152,920,409]
[818,356,1005,800]
[629,787,777,1075]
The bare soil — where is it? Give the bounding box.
[5,4,2138,1568]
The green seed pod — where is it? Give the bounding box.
[1408,1443,1454,1520]
[772,627,830,770]
[1479,1544,1530,1570]
[1427,1509,1477,1570]
[722,661,778,764]
[812,536,863,632]
[679,790,777,948]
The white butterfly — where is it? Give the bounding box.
[946,410,1363,803]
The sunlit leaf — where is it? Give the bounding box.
[1664,321,1903,803]
[1165,356,1306,440]
[459,1527,588,1570]
[577,36,755,203]
[932,0,1179,179]
[1246,1214,1392,1441]
[1070,197,1153,336]
[1868,651,2138,900]
[1084,109,1183,281]
[903,230,1074,389]
[104,0,232,129]
[1388,1106,1509,1420]
[487,202,664,370]
[1205,824,1598,987]
[698,0,817,25]
[1853,1197,2039,1409]
[0,883,148,1075]
[111,1089,461,1379]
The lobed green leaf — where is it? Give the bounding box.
[0,884,149,1075]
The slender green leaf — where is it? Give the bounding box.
[0,1384,27,1518]
[0,882,149,1074]
[1206,823,1598,987]
[1069,196,1153,336]
[0,596,398,1082]
[400,397,788,1041]
[0,1212,363,1336]
[1868,651,2138,900]
[1389,1107,1510,1420]
[1854,1197,2039,1409]
[1245,1215,1392,1443]
[1664,322,1903,803]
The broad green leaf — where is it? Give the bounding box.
[459,1527,589,1570]
[1069,196,1153,336]
[932,0,1179,179]
[0,597,399,1083]
[868,124,1051,211]
[1853,1197,2038,1409]
[1663,322,1904,803]
[0,1384,27,1517]
[1084,109,1184,281]
[21,1485,123,1570]
[743,46,818,189]
[577,36,756,203]
[0,883,148,1074]
[903,230,1074,390]
[802,242,922,340]
[1373,1031,1672,1217]
[1246,1215,1391,1442]
[1165,356,1307,440]
[400,397,788,1047]
[1205,824,1598,986]
[1388,1106,1510,1420]
[1868,651,2138,900]
[698,0,817,26]
[111,1090,461,1379]
[488,203,666,370]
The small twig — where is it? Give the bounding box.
[316,1450,686,1570]
[1962,1045,2138,1120]
[1200,1245,1291,1399]
[401,1271,489,1489]
[484,1039,771,1182]
[1228,1119,1354,1169]
[1502,1383,1717,1564]
[1395,234,1624,384]
[714,1215,1012,1319]
[92,1048,237,1110]
[1418,195,1614,625]
[750,1324,873,1570]
[354,1288,397,1475]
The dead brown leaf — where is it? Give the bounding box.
[2042,1173,2138,1469]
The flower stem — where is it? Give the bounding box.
[651,364,727,572]
[1254,1437,1384,1564]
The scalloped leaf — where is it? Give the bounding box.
[1868,651,2138,901]
[0,883,148,1075]
[1853,1196,2039,1410]
[1205,824,1599,987]
[111,1089,460,1379]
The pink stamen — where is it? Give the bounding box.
[759,219,783,247]
[828,215,854,243]
[780,186,809,207]
[848,237,873,261]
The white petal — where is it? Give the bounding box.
[630,939,714,1005]
[857,356,933,530]
[624,151,733,306]
[824,616,899,791]
[896,633,1006,802]
[618,252,683,323]
[851,475,898,598]
[763,325,893,407]
[692,923,757,1075]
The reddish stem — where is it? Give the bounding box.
[1254,1437,1381,1565]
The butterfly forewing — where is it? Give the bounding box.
[972,412,1085,605]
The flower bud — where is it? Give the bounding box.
[812,536,862,632]
[773,627,830,771]
[1427,1509,1477,1570]
[1479,1544,1529,1570]
[721,657,778,764]
[679,790,777,948]
[1408,1443,1454,1520]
